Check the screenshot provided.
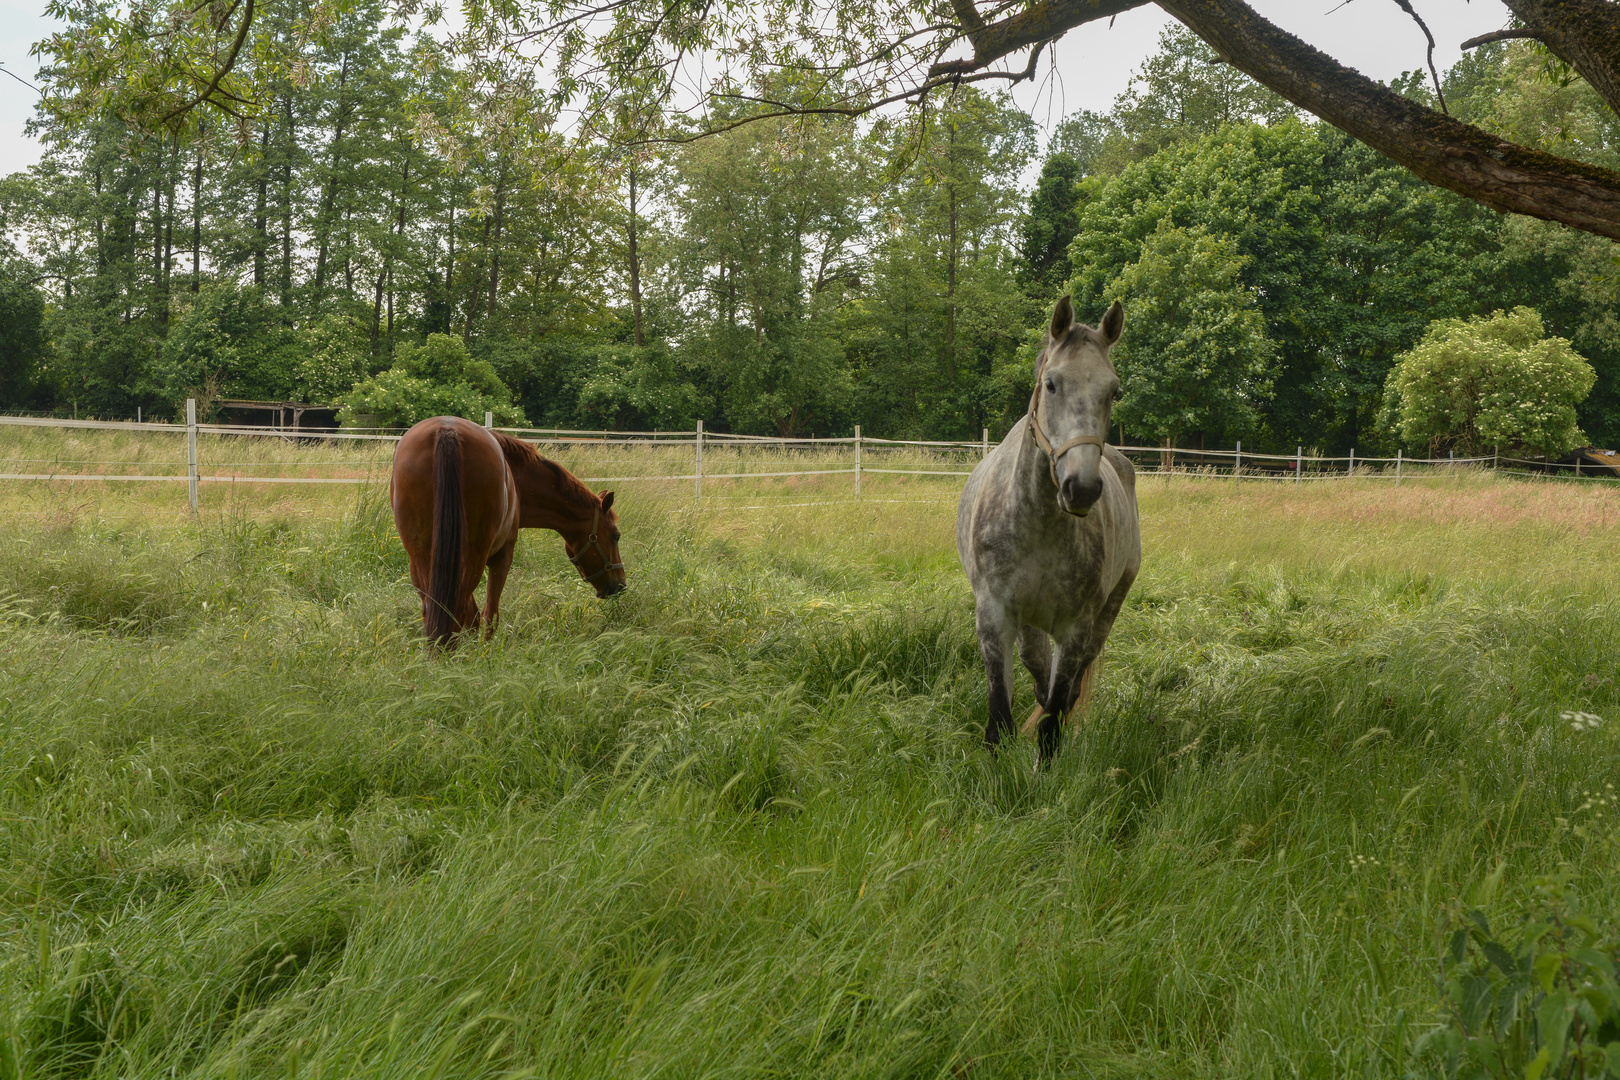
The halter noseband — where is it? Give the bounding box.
[1027,350,1107,486]
[568,504,624,584]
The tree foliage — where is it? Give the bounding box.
[5,17,1620,452]
[339,333,525,428]
[1103,221,1274,446]
[1384,306,1595,457]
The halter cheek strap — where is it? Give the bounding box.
[1028,354,1108,486]
[568,505,624,584]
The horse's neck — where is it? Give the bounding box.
[1009,418,1058,517]
[512,457,595,534]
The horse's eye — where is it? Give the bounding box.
[1044,378,1056,393]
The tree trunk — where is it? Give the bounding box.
[466,210,492,342]
[312,54,351,300]
[280,96,295,312]
[628,160,645,347]
[386,159,408,349]
[343,207,354,297]
[191,135,203,293]
[944,127,959,387]
[487,171,506,328]
[1500,0,1620,116]
[93,161,105,273]
[253,121,269,286]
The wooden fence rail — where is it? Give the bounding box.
[0,406,1610,514]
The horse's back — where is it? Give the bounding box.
[392,417,518,558]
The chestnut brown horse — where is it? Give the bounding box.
[391,416,626,644]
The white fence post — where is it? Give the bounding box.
[186,397,198,516]
[1348,447,1354,479]
[854,424,862,497]
[1235,440,1241,487]
[483,411,493,429]
[695,419,704,505]
[1295,445,1302,485]
[1396,447,1402,487]
[982,427,989,458]
[137,407,141,424]
[1449,449,1454,477]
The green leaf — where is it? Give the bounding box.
[1482,941,1517,978]
[1459,975,1494,1031]
[1449,927,1470,965]
[1535,951,1566,995]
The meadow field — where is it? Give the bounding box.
[2,427,1620,1077]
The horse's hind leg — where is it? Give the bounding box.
[976,602,1018,750]
[481,537,517,640]
[1018,627,1053,736]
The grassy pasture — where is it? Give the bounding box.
[2,427,1620,1077]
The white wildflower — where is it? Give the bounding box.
[1562,710,1603,732]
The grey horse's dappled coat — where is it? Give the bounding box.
[957,296,1141,765]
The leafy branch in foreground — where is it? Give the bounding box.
[1419,866,1620,1080]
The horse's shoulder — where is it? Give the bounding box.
[1104,445,1136,490]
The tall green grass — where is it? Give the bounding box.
[2,444,1619,1077]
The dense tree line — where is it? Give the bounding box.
[1,23,1617,453]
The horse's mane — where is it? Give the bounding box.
[493,431,598,505]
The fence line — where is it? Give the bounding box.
[1,404,1614,514]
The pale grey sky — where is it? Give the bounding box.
[0,0,1518,175]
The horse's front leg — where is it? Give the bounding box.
[976,600,1018,750]
[1036,636,1099,767]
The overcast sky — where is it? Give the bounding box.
[0,0,1517,176]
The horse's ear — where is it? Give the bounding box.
[1049,295,1075,340]
[600,490,615,511]
[1099,300,1125,346]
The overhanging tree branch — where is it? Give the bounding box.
[1158,0,1620,239]
[931,0,1620,240]
[157,0,255,124]
[1499,0,1620,115]
[929,0,1150,78]
[1461,28,1542,50]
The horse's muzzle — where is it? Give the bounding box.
[1059,474,1103,516]
[596,581,627,598]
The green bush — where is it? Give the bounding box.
[1384,307,1595,457]
[0,261,45,407]
[1417,871,1620,1080]
[150,284,300,416]
[338,334,526,429]
[577,342,708,431]
[291,313,371,404]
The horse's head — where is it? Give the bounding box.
[1032,296,1124,517]
[566,490,628,597]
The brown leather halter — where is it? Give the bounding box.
[568,504,623,584]
[1028,349,1107,486]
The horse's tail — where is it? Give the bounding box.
[1070,650,1105,715]
[425,426,465,644]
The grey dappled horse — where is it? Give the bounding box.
[956,296,1142,766]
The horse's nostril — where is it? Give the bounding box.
[1062,475,1103,510]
